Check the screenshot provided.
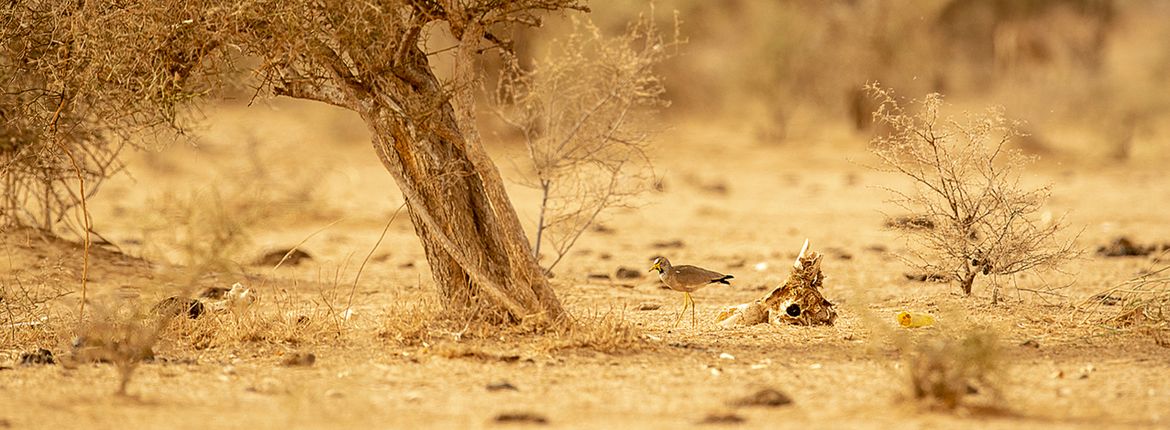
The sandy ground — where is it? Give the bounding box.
[2,100,1169,429]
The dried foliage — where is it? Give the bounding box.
[1084,264,1170,345]
[69,299,166,396]
[0,273,69,350]
[905,328,1003,411]
[494,13,675,274]
[868,84,1078,295]
[4,0,600,324]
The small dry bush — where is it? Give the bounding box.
[70,299,166,396]
[904,327,1003,411]
[0,273,69,350]
[494,12,674,274]
[868,84,1078,296]
[1086,265,1170,346]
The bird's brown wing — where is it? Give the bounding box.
[672,265,730,286]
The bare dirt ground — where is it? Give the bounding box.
[2,100,1169,429]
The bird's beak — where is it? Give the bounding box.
[648,263,658,272]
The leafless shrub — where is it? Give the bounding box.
[868,84,1078,295]
[1083,265,1170,345]
[494,12,675,274]
[904,328,1002,411]
[69,299,165,396]
[0,274,69,350]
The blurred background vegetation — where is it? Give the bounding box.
[505,0,1169,162]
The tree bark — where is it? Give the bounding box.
[346,35,565,324]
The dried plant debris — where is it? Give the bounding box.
[152,296,205,319]
[19,348,55,366]
[486,380,519,391]
[1097,236,1170,258]
[1090,268,1169,342]
[637,303,662,311]
[904,272,950,283]
[615,267,643,279]
[254,248,314,267]
[699,412,746,425]
[729,388,793,408]
[651,239,685,249]
[906,329,1001,411]
[884,215,936,230]
[198,286,231,299]
[493,411,548,425]
[281,352,316,367]
[718,240,838,327]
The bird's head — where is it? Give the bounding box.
[649,257,667,273]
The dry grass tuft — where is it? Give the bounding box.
[903,327,1003,411]
[546,310,644,354]
[378,296,442,347]
[381,304,644,359]
[1085,265,1170,346]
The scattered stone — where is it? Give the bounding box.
[864,244,889,253]
[615,267,642,280]
[637,303,661,311]
[726,259,747,269]
[19,348,55,366]
[904,272,949,283]
[598,252,612,260]
[699,412,746,425]
[587,273,611,281]
[486,380,518,392]
[282,352,316,367]
[1020,339,1041,349]
[152,296,204,319]
[254,248,314,267]
[651,239,685,249]
[494,412,548,425]
[730,388,793,408]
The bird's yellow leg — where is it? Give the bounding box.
[671,293,687,329]
[688,293,697,328]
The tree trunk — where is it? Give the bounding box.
[349,39,564,325]
[958,268,977,296]
[266,15,567,325]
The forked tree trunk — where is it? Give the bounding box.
[268,15,566,325]
[353,35,562,325]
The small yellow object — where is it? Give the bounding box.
[897,311,935,328]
